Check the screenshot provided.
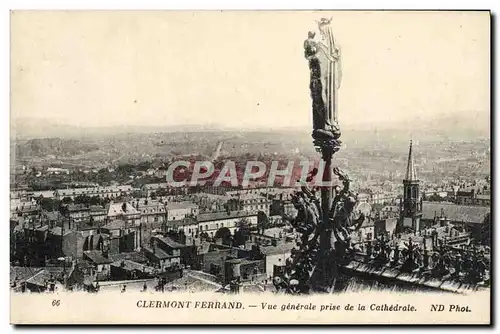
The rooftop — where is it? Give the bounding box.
[44,211,62,221]
[262,227,285,239]
[155,235,186,249]
[404,141,418,182]
[225,258,263,265]
[142,246,177,260]
[166,201,199,211]
[476,194,490,200]
[101,220,129,230]
[110,260,156,274]
[109,251,148,264]
[238,194,268,201]
[65,204,88,212]
[260,242,296,255]
[83,250,113,264]
[142,183,169,190]
[167,217,198,227]
[108,202,139,216]
[198,210,257,222]
[422,202,490,224]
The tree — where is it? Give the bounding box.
[61,197,73,204]
[137,161,152,171]
[257,211,269,234]
[214,227,232,245]
[233,228,250,247]
[236,218,251,230]
[74,195,93,206]
[131,190,143,198]
[427,193,445,202]
[40,198,60,212]
[156,188,168,197]
[233,218,252,246]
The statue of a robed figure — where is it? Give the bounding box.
[304,18,342,145]
[272,17,367,294]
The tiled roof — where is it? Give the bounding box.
[142,183,169,190]
[107,202,139,216]
[24,267,65,287]
[260,242,296,255]
[89,205,106,212]
[166,201,199,210]
[101,220,127,230]
[10,266,44,282]
[66,204,88,212]
[83,250,113,264]
[167,217,198,227]
[198,242,212,254]
[421,202,490,224]
[198,210,256,222]
[108,252,148,264]
[476,194,490,200]
[44,211,61,221]
[155,235,186,249]
[143,246,176,260]
[110,260,156,274]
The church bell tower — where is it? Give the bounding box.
[400,140,422,232]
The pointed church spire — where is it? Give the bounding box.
[405,140,417,181]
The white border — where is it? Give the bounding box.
[2,1,497,333]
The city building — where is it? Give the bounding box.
[197,211,258,237]
[455,186,491,207]
[62,204,91,227]
[166,201,199,221]
[397,141,423,233]
[259,242,295,279]
[134,199,167,225]
[141,183,169,197]
[107,202,141,226]
[54,186,133,200]
[420,202,490,230]
[142,236,182,271]
[225,193,271,216]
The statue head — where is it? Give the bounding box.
[319,17,332,26]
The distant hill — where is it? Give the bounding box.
[15,138,100,158]
[11,118,83,140]
[10,117,230,140]
[11,111,489,144]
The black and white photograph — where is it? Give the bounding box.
[9,10,491,325]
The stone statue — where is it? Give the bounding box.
[304,18,342,142]
[330,167,365,232]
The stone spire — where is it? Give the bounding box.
[405,140,417,181]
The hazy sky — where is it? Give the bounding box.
[11,11,490,129]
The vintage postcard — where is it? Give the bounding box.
[9,10,491,325]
